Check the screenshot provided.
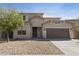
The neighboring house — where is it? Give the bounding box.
[0,13,79,40]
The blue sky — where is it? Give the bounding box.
[0,3,79,19]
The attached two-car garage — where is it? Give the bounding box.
[42,20,71,39]
[46,28,70,39]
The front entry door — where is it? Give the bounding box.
[32,27,37,38]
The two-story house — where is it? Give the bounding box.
[0,13,79,40]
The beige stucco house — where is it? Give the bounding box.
[0,13,79,40]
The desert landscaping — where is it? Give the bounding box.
[0,40,63,55]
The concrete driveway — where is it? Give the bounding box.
[51,39,79,55]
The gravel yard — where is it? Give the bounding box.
[0,40,63,55]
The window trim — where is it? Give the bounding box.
[17,30,26,35]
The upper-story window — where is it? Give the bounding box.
[23,16,25,20]
[25,16,29,21]
[23,16,29,21]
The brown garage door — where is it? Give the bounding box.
[46,28,70,39]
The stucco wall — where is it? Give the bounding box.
[71,30,79,39]
[42,21,72,38]
[30,17,44,27]
[69,29,75,39]
[13,23,32,39]
[75,31,79,39]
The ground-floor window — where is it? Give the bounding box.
[17,30,26,35]
[1,31,13,39]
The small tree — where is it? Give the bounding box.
[0,9,24,42]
